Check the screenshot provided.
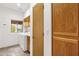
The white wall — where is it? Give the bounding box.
[24,9,31,18]
[44,3,52,56]
[0,6,24,48]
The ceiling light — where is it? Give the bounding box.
[17,3,21,7]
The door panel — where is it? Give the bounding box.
[33,3,44,56]
[53,3,78,34]
[53,36,78,56]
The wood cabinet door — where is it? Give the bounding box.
[52,3,79,56]
[27,36,30,51]
[33,3,44,56]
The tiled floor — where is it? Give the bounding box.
[0,45,30,56]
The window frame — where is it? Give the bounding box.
[11,20,23,33]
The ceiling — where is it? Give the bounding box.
[0,3,31,13]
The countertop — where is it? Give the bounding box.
[19,32,30,36]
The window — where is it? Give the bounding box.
[11,20,23,32]
[17,24,23,32]
[11,24,17,32]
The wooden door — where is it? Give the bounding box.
[52,3,79,56]
[33,3,44,56]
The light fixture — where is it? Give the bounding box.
[17,3,21,7]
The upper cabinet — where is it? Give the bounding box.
[23,16,30,32]
[24,16,30,27]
